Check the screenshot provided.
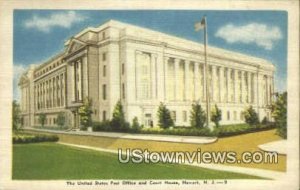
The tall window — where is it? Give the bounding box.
[122,83,125,99]
[102,84,106,100]
[103,65,106,77]
[73,60,82,101]
[102,52,106,61]
[102,111,106,121]
[183,111,187,122]
[136,52,151,99]
[122,63,125,75]
[171,111,176,122]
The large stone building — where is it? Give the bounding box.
[18,20,275,129]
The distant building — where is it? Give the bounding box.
[18,20,275,129]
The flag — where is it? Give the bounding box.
[194,17,206,31]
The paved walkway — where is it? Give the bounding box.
[58,142,286,180]
[258,140,287,155]
[26,127,217,144]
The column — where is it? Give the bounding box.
[194,62,199,101]
[253,73,257,104]
[151,54,157,99]
[211,65,217,102]
[174,58,180,100]
[184,60,189,100]
[241,70,245,103]
[234,69,239,103]
[226,68,231,102]
[219,67,224,102]
[164,57,169,100]
[247,72,251,103]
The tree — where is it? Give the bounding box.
[157,102,174,129]
[131,117,141,132]
[211,104,222,128]
[190,102,206,128]
[243,106,259,126]
[56,112,66,129]
[38,113,46,127]
[271,92,287,139]
[78,97,93,130]
[111,100,129,131]
[12,100,21,131]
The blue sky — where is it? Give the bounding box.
[13,10,287,100]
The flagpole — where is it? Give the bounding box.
[203,16,210,128]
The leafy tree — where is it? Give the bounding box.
[78,97,93,130]
[271,92,287,139]
[111,100,129,131]
[261,116,269,125]
[38,113,46,127]
[56,112,66,129]
[190,102,206,128]
[243,106,259,126]
[157,102,174,129]
[12,100,21,131]
[131,117,141,132]
[211,104,222,128]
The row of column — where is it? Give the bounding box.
[34,72,66,110]
[164,57,273,105]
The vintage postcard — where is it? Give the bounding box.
[0,0,299,190]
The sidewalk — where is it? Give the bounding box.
[25,127,217,144]
[258,140,287,155]
[58,142,286,180]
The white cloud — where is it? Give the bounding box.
[24,11,87,32]
[13,64,27,101]
[215,23,282,50]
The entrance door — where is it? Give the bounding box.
[144,113,153,128]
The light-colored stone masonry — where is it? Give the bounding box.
[19,19,275,129]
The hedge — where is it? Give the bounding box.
[92,121,276,137]
[13,133,59,144]
[213,123,276,137]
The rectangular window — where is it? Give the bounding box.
[103,111,106,121]
[102,32,105,39]
[183,111,187,122]
[122,63,125,75]
[102,84,106,100]
[103,65,106,77]
[171,111,176,122]
[122,83,125,99]
[102,52,106,61]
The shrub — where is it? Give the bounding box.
[111,100,129,132]
[157,102,174,129]
[261,116,269,125]
[213,123,276,137]
[271,92,287,139]
[12,100,21,131]
[13,133,59,144]
[243,106,259,126]
[78,97,93,130]
[190,102,206,128]
[56,112,66,129]
[131,117,141,132]
[211,104,222,128]
[38,113,46,128]
[140,127,213,137]
[92,121,112,132]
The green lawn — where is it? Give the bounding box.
[13,142,263,180]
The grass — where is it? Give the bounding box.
[26,129,286,172]
[13,142,263,180]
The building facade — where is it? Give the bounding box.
[19,20,275,129]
